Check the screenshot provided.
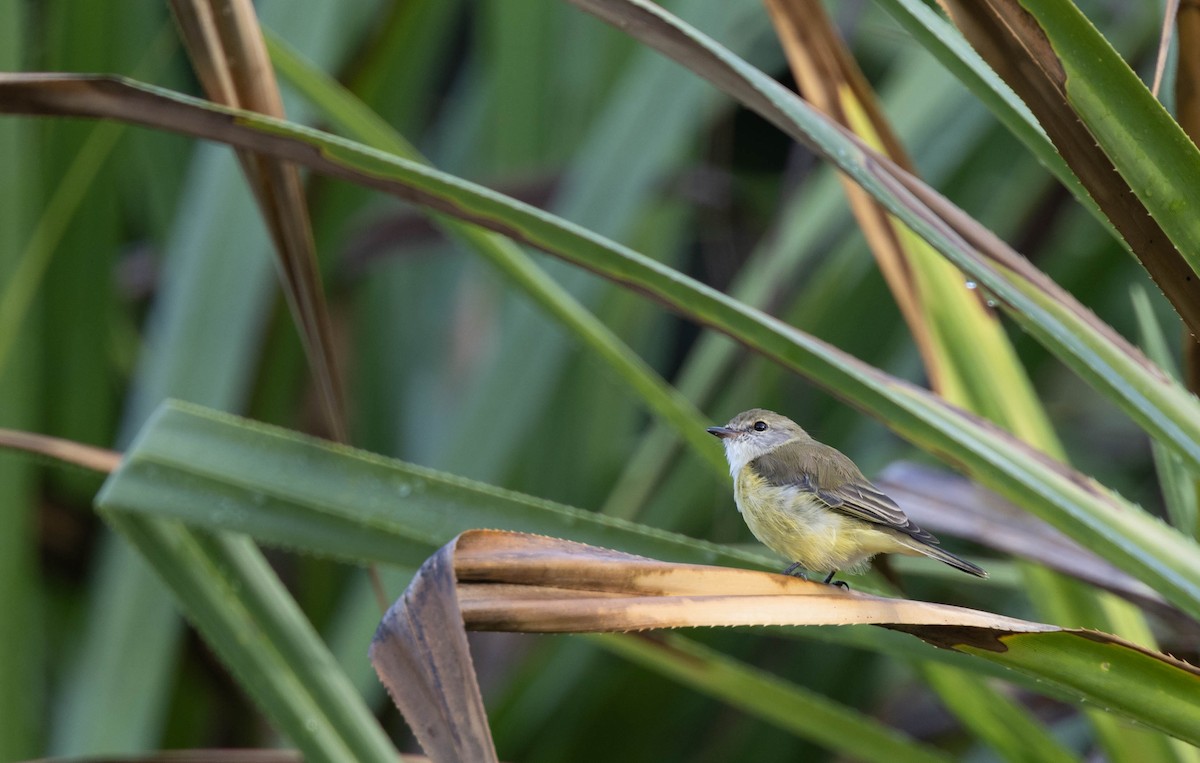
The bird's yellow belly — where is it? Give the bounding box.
[734,467,908,574]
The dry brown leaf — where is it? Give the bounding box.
[763,0,936,382]
[1153,0,1183,97]
[169,0,382,605]
[0,427,120,473]
[371,536,499,763]
[371,529,1054,760]
[1177,2,1200,393]
[169,0,347,444]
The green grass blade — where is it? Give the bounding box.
[591,633,952,763]
[0,3,41,757]
[919,664,1075,763]
[1132,287,1198,537]
[101,513,399,763]
[0,120,122,380]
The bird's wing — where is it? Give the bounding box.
[751,443,939,545]
[812,478,939,545]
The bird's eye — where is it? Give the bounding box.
[753,421,768,431]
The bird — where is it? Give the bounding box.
[707,408,987,587]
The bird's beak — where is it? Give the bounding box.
[706,426,737,439]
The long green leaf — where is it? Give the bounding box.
[101,512,399,763]
[0,3,40,757]
[1132,287,1199,537]
[0,120,122,379]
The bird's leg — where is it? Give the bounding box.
[823,571,850,590]
[781,562,807,579]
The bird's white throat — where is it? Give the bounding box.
[721,436,770,479]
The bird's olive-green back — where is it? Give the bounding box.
[749,436,937,545]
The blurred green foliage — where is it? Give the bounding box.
[1,0,1194,761]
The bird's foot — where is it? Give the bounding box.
[781,562,807,580]
[822,571,850,590]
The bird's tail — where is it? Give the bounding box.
[902,539,988,578]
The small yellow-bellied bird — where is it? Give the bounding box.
[708,408,987,587]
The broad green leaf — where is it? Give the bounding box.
[944,629,1200,746]
[98,400,764,570]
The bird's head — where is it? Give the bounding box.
[706,408,810,475]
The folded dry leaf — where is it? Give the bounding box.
[371,530,1200,760]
